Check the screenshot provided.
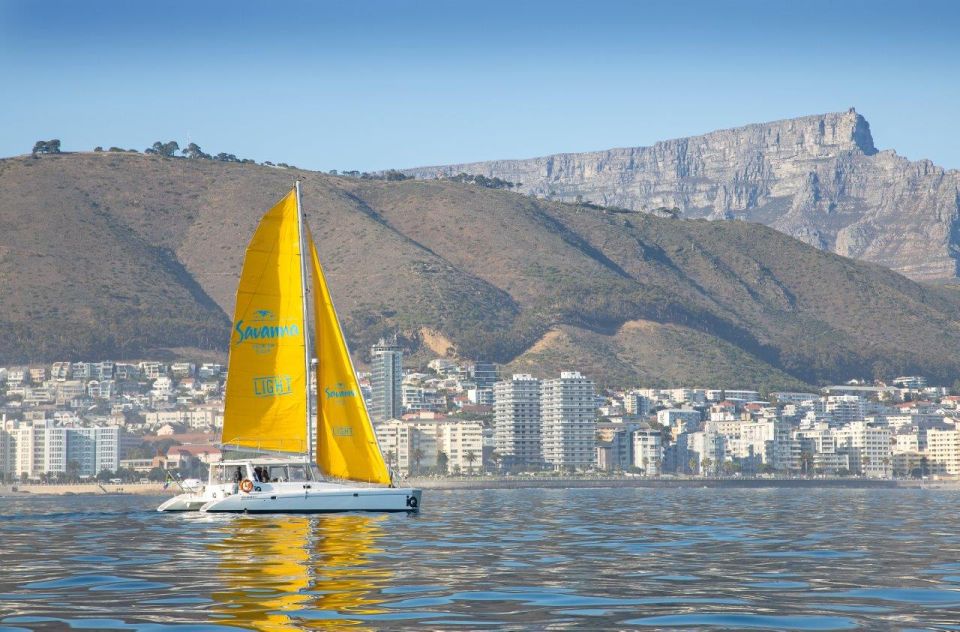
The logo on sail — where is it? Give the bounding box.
[253,375,293,398]
[324,382,356,401]
[234,308,301,353]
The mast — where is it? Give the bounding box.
[294,180,313,465]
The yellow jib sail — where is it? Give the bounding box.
[308,232,391,484]
[222,189,308,453]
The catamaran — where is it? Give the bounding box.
[159,183,421,513]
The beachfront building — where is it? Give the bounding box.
[376,419,430,475]
[541,372,596,471]
[493,374,542,470]
[834,421,892,477]
[925,427,960,476]
[595,420,641,472]
[434,420,484,474]
[632,429,662,476]
[374,419,482,475]
[0,419,119,480]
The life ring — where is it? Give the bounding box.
[406,496,418,509]
[240,479,254,493]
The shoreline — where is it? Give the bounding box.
[2,477,957,497]
[407,477,959,490]
[0,482,174,497]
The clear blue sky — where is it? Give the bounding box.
[1,0,957,171]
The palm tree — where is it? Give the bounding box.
[488,450,502,474]
[412,448,424,475]
[66,460,81,484]
[386,450,396,470]
[464,450,478,475]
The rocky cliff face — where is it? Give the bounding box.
[404,110,960,280]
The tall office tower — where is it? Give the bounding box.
[541,371,597,471]
[493,374,542,470]
[370,337,403,421]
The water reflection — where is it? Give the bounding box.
[209,514,389,630]
[4,490,960,629]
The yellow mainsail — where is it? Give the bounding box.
[308,233,391,484]
[221,189,309,453]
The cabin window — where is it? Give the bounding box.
[287,465,308,481]
[211,465,235,484]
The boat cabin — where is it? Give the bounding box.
[209,457,316,487]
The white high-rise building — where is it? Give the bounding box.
[0,420,119,480]
[370,338,402,422]
[493,374,542,469]
[0,418,14,479]
[67,427,120,477]
[541,372,596,471]
[632,429,662,475]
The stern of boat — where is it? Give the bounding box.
[157,493,208,512]
[405,488,422,513]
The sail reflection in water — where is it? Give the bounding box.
[208,515,390,630]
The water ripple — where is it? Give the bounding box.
[2,488,960,629]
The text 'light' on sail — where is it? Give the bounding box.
[222,189,309,454]
[308,231,391,484]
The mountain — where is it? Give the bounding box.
[3,151,960,389]
[403,109,960,282]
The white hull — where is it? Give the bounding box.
[158,479,421,514]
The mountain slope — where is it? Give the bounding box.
[403,109,960,281]
[2,151,960,388]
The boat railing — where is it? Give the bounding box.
[218,437,308,455]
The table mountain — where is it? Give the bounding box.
[403,109,960,281]
[3,151,960,388]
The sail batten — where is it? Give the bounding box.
[221,190,309,454]
[308,230,391,485]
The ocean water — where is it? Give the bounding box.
[2,487,960,630]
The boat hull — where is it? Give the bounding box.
[159,483,421,514]
[202,486,420,513]
[157,494,209,512]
